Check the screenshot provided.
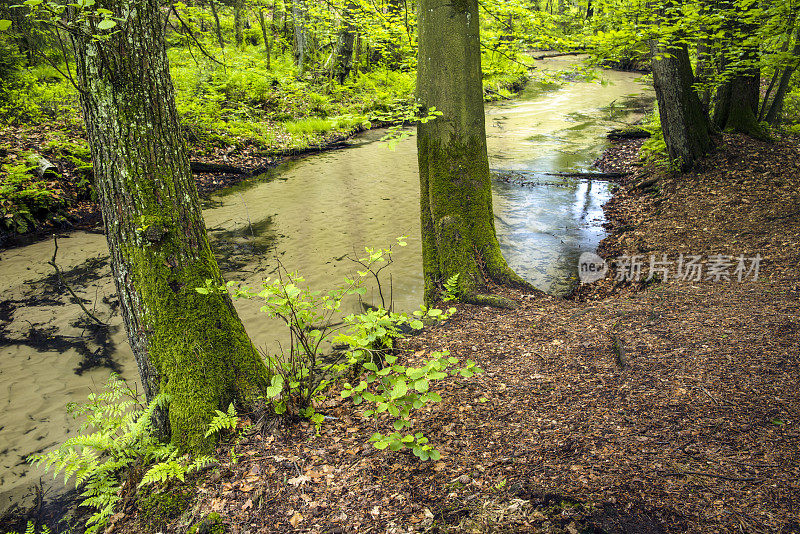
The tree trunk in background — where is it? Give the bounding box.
[71,0,269,453]
[234,0,244,47]
[210,0,226,48]
[650,40,713,170]
[292,0,307,74]
[763,22,800,125]
[332,0,356,84]
[711,0,766,138]
[257,7,272,68]
[694,36,713,111]
[417,0,530,304]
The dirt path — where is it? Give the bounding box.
[106,133,800,533]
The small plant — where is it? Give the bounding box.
[2,522,51,534]
[199,237,479,460]
[30,374,214,533]
[30,374,173,533]
[342,349,481,460]
[442,273,462,302]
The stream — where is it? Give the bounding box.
[0,57,653,518]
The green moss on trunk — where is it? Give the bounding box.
[71,0,269,454]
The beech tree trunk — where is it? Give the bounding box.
[650,40,713,170]
[416,0,529,304]
[71,0,269,453]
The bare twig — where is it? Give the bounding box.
[48,235,107,326]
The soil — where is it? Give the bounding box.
[98,132,800,533]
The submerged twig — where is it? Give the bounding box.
[48,235,108,326]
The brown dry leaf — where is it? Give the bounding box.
[288,475,311,486]
[242,498,253,510]
[289,511,304,528]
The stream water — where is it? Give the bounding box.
[0,57,652,517]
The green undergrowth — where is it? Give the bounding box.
[0,156,69,233]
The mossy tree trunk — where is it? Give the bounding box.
[71,0,269,454]
[650,40,713,170]
[416,0,530,304]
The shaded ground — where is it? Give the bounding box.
[100,132,800,533]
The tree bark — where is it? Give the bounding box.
[71,0,269,453]
[292,0,307,73]
[257,6,272,68]
[416,0,530,304]
[332,0,356,84]
[650,40,713,170]
[233,0,244,47]
[209,0,226,48]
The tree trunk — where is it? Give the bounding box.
[210,0,226,48]
[71,0,269,453]
[416,0,530,304]
[650,40,713,170]
[234,0,245,47]
[292,0,307,73]
[257,7,272,68]
[332,0,356,84]
[764,64,797,125]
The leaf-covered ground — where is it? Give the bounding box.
[106,132,800,533]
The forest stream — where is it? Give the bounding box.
[0,58,653,517]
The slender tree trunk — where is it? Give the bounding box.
[416,0,530,304]
[234,0,244,47]
[257,7,272,68]
[292,0,307,73]
[764,25,800,124]
[210,0,226,48]
[71,0,269,453]
[332,0,356,84]
[650,40,713,170]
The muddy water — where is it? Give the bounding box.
[0,58,652,516]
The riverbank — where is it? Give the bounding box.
[0,74,530,252]
[97,132,800,534]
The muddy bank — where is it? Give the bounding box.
[104,133,800,533]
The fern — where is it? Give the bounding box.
[204,402,239,438]
[29,374,174,534]
[442,273,462,302]
[2,521,51,534]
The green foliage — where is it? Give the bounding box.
[28,374,217,533]
[29,374,174,533]
[442,273,462,302]
[0,159,68,233]
[2,522,50,534]
[204,402,240,438]
[344,349,480,460]
[202,238,479,460]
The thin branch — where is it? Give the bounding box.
[48,235,108,326]
[171,4,227,68]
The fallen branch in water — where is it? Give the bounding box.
[48,235,107,326]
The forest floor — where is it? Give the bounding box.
[104,132,800,533]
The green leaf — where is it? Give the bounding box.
[414,379,429,392]
[427,392,442,402]
[373,440,389,450]
[0,19,11,31]
[429,449,441,461]
[391,379,408,399]
[97,18,117,30]
[410,320,424,329]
